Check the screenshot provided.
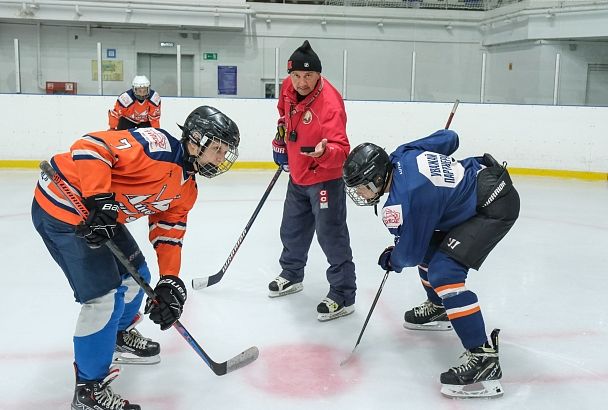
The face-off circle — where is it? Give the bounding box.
[243,343,363,398]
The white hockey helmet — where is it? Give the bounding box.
[132,75,150,100]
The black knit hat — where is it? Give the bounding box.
[287,40,322,73]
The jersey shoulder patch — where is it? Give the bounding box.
[137,128,171,153]
[382,204,403,229]
[118,92,134,108]
[149,91,161,106]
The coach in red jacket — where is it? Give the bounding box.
[269,40,357,322]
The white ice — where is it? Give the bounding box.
[1,169,607,409]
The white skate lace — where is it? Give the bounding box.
[450,351,480,374]
[274,277,291,289]
[414,300,441,318]
[450,348,497,374]
[94,384,128,410]
[94,368,128,410]
[123,328,150,350]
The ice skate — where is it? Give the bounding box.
[440,328,503,399]
[114,312,160,365]
[317,297,355,322]
[268,276,303,298]
[403,299,453,331]
[72,366,140,410]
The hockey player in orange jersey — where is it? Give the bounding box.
[32,106,240,410]
[108,75,161,130]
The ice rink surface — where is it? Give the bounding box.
[1,169,607,410]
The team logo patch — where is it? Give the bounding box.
[288,60,293,70]
[118,92,134,107]
[150,91,161,105]
[302,110,312,125]
[139,128,171,153]
[133,108,149,122]
[382,205,403,228]
[319,189,329,209]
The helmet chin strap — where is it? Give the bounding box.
[372,168,393,216]
[181,138,199,174]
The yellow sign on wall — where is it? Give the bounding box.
[91,60,124,81]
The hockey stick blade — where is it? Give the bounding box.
[192,167,283,290]
[172,321,259,376]
[225,346,260,374]
[339,346,358,367]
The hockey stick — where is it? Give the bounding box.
[340,270,390,366]
[192,166,283,290]
[341,99,461,366]
[444,99,460,130]
[39,160,259,376]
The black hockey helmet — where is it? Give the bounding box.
[343,142,392,206]
[179,106,240,178]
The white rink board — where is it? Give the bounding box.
[1,94,607,172]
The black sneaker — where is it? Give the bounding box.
[268,276,303,298]
[403,299,453,331]
[72,366,140,410]
[440,329,504,399]
[114,313,160,365]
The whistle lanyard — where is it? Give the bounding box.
[287,79,324,142]
[288,107,302,142]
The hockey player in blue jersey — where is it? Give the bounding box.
[342,129,520,398]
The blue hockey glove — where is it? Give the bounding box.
[378,246,395,272]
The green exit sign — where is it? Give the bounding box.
[203,52,218,60]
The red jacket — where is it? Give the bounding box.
[277,76,350,186]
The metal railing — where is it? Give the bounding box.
[322,0,520,11]
[246,0,523,10]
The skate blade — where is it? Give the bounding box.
[403,321,453,331]
[440,380,504,399]
[318,305,355,322]
[112,352,161,365]
[268,283,303,298]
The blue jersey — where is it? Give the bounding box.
[381,129,483,271]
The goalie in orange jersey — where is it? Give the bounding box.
[108,75,162,130]
[32,106,240,410]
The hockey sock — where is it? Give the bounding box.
[442,290,487,350]
[417,264,443,306]
[117,262,151,331]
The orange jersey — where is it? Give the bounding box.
[34,127,197,277]
[108,89,161,129]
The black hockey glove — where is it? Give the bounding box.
[378,245,395,272]
[145,275,187,331]
[75,193,119,249]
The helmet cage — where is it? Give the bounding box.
[132,76,150,101]
[345,180,383,206]
[133,86,150,100]
[182,117,239,178]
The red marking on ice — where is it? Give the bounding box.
[243,343,363,398]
